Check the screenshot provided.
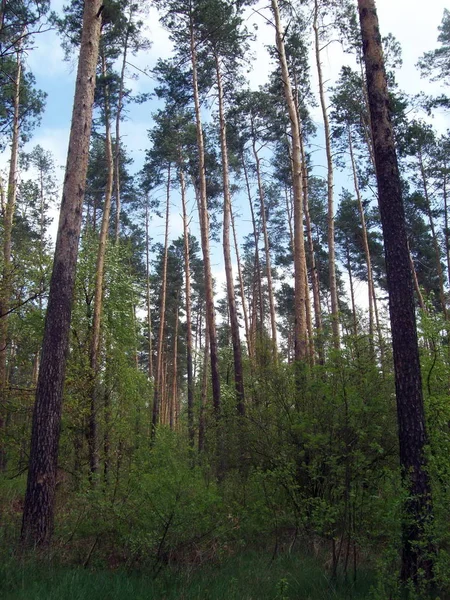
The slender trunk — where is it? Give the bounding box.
[358,0,433,583]
[272,0,307,362]
[242,152,264,340]
[231,204,251,357]
[189,14,221,417]
[443,166,450,290]
[252,137,277,354]
[170,303,179,431]
[152,166,171,438]
[21,0,102,546]
[114,6,133,242]
[0,49,21,470]
[301,136,323,362]
[408,241,426,311]
[418,150,447,318]
[198,322,209,454]
[215,53,245,415]
[348,126,375,350]
[145,203,154,380]
[179,164,194,446]
[89,50,114,479]
[313,0,339,348]
[346,241,358,338]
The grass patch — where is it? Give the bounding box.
[0,550,375,599]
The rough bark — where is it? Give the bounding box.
[21,0,103,546]
[272,0,307,362]
[358,0,433,583]
[215,53,245,415]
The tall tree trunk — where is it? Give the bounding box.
[231,204,251,358]
[88,50,114,479]
[215,53,245,415]
[348,126,375,350]
[358,0,433,584]
[21,0,102,547]
[152,166,171,438]
[271,0,307,362]
[198,321,209,454]
[145,202,154,380]
[170,303,179,431]
[242,152,263,344]
[179,163,194,446]
[301,136,323,363]
[418,150,447,318]
[252,136,277,354]
[0,48,21,470]
[189,14,221,418]
[114,5,134,242]
[313,0,339,348]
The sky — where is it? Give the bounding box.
[2,0,449,304]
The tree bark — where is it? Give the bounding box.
[179,163,194,446]
[358,0,433,584]
[21,0,102,546]
[88,50,114,479]
[271,0,307,362]
[313,0,339,348]
[215,53,245,415]
[152,165,171,438]
[189,13,221,417]
[0,46,21,471]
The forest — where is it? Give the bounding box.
[0,0,450,598]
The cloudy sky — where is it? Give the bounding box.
[3,0,449,295]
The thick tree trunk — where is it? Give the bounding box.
[88,50,114,479]
[272,0,307,362]
[152,166,171,438]
[215,53,245,415]
[189,15,221,417]
[21,0,102,547]
[313,0,339,348]
[358,0,433,583]
[0,50,21,470]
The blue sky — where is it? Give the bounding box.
[3,0,450,303]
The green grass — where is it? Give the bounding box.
[0,551,375,600]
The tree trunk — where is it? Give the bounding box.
[88,50,114,479]
[189,14,221,418]
[198,321,209,454]
[21,0,102,547]
[114,5,133,242]
[358,0,433,584]
[179,163,194,446]
[271,0,307,362]
[348,126,375,351]
[145,202,154,380]
[313,0,339,348]
[252,136,277,354]
[215,53,245,415]
[152,165,171,438]
[0,48,21,470]
[231,204,251,358]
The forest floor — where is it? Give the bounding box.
[0,550,375,599]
